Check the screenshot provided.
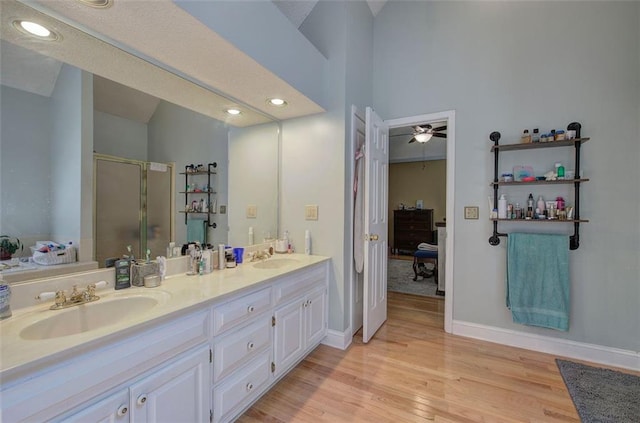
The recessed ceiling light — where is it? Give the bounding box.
[12,20,60,41]
[77,0,113,8]
[226,108,241,115]
[267,98,287,107]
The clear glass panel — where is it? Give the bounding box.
[95,159,142,266]
[146,165,173,258]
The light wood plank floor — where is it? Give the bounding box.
[238,292,619,422]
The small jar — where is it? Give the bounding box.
[555,130,566,141]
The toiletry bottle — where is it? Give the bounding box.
[248,226,254,245]
[283,230,289,250]
[526,193,534,219]
[498,194,507,219]
[555,162,565,179]
[515,203,522,219]
[537,196,545,218]
[532,128,540,143]
[305,230,311,255]
[521,129,531,144]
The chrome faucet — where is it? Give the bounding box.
[37,281,106,310]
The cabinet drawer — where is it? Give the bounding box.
[273,264,326,305]
[212,350,271,423]
[213,317,271,383]
[212,287,271,336]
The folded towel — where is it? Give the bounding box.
[418,242,438,251]
[187,218,206,245]
[506,233,570,331]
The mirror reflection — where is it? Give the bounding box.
[0,39,279,280]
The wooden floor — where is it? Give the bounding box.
[238,292,588,422]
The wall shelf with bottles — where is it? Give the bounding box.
[488,123,589,250]
[179,163,218,231]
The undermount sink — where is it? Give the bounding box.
[20,291,171,340]
[252,258,299,270]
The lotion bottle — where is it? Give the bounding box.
[304,230,311,255]
[498,194,508,219]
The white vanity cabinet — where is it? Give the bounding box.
[1,310,210,422]
[1,257,330,423]
[211,287,273,423]
[61,345,209,423]
[273,265,328,378]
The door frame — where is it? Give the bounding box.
[349,108,456,336]
[385,110,455,333]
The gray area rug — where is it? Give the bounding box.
[387,258,439,297]
[556,359,640,422]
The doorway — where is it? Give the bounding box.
[350,109,455,337]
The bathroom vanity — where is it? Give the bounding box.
[0,254,329,422]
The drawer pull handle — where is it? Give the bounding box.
[246,382,253,391]
[247,341,255,351]
[247,305,255,313]
[137,394,147,406]
[117,405,128,417]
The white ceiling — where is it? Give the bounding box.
[0,0,330,127]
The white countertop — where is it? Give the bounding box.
[0,254,329,383]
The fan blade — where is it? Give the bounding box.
[432,133,447,138]
[432,125,447,132]
[390,133,414,137]
[408,138,416,143]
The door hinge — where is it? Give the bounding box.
[272,316,276,327]
[210,409,213,422]
[271,362,275,373]
[209,349,212,363]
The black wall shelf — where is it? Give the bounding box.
[488,127,589,250]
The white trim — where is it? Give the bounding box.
[322,329,353,350]
[385,110,456,334]
[453,320,640,371]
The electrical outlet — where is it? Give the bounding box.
[246,205,257,218]
[305,205,318,220]
[464,206,479,220]
[219,205,226,214]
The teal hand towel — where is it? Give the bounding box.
[506,233,570,331]
[187,218,205,245]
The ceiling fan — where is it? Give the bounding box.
[391,124,447,143]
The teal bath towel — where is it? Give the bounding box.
[506,233,570,331]
[187,218,205,245]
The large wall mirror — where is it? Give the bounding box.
[0,1,279,281]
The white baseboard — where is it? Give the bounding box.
[453,320,640,371]
[322,328,352,350]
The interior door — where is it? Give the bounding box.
[362,107,389,343]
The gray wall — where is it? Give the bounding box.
[0,85,51,249]
[278,0,374,332]
[94,111,148,161]
[148,100,229,247]
[373,1,639,352]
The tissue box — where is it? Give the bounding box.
[131,262,159,287]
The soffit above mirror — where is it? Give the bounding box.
[14,0,325,125]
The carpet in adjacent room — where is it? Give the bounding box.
[556,359,640,423]
[387,258,439,298]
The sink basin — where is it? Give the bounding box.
[252,258,299,270]
[20,291,170,340]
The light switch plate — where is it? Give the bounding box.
[246,205,257,218]
[305,205,318,220]
[464,206,479,219]
[219,205,226,214]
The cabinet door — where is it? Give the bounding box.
[273,299,304,377]
[305,288,327,348]
[61,389,130,423]
[129,345,209,423]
